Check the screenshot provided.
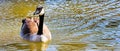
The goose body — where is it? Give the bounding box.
[20,6,51,42]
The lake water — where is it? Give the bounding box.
[0,0,120,51]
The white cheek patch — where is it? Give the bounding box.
[40,8,44,15]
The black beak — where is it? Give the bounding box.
[33,6,43,15]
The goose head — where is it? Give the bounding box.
[33,6,44,16]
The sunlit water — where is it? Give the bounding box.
[0,0,120,51]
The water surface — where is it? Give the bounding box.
[0,0,120,51]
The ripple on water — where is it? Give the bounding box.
[0,0,120,51]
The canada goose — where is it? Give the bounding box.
[20,6,51,42]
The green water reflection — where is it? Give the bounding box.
[0,0,120,51]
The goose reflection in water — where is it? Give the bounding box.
[2,42,50,51]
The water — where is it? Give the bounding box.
[0,0,120,51]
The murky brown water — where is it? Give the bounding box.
[0,0,120,51]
